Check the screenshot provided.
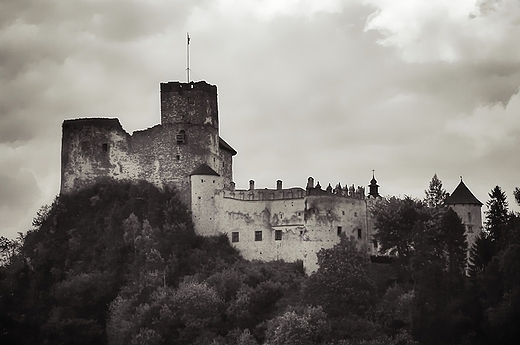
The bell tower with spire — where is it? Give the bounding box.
[368,170,380,198]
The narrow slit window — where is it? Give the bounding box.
[357,229,362,239]
[176,130,186,144]
[275,230,282,240]
[337,226,342,236]
[232,232,239,243]
[102,143,108,152]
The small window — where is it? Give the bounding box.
[176,154,180,161]
[468,212,472,223]
[337,226,342,236]
[357,229,362,239]
[255,231,262,241]
[467,225,473,233]
[176,130,186,144]
[354,212,358,217]
[201,179,204,183]
[102,143,108,152]
[188,97,194,105]
[373,239,378,249]
[275,230,282,240]
[81,141,90,152]
[342,211,345,215]
[232,232,239,243]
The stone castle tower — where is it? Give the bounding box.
[60,81,237,206]
[445,178,483,255]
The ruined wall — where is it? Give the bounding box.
[60,81,234,208]
[61,118,139,193]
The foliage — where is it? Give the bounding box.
[2,178,520,345]
[305,237,376,319]
[264,306,330,345]
[424,174,447,208]
[485,186,509,248]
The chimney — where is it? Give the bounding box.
[276,180,282,190]
[249,180,255,190]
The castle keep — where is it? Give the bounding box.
[61,80,482,271]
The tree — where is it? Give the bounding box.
[264,306,330,345]
[371,196,433,280]
[305,237,376,318]
[485,186,509,248]
[440,208,467,288]
[424,174,447,208]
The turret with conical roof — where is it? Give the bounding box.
[445,178,483,206]
[446,177,483,260]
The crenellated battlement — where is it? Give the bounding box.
[222,187,306,201]
[160,81,217,95]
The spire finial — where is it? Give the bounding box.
[460,175,463,181]
[372,169,375,178]
[186,32,191,83]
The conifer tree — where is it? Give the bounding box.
[424,174,447,208]
[440,208,467,289]
[485,186,509,250]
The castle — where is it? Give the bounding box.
[60,80,483,271]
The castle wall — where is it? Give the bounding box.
[219,148,234,186]
[216,192,311,265]
[191,174,223,237]
[209,188,374,272]
[60,81,232,209]
[61,119,139,193]
[449,204,483,256]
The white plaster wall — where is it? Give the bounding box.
[191,175,223,236]
[449,204,483,254]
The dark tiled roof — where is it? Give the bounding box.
[219,137,237,156]
[191,164,220,176]
[446,180,482,206]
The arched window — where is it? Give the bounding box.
[176,130,186,144]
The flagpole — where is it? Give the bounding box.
[186,33,190,83]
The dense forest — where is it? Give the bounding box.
[1,177,519,345]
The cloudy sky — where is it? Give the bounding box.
[1,0,520,238]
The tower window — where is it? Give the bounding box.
[255,231,262,241]
[102,143,108,152]
[467,225,473,233]
[176,130,186,144]
[176,154,180,161]
[275,230,282,240]
[188,97,194,105]
[468,212,472,223]
[357,229,362,239]
[232,232,239,243]
[337,226,342,236]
